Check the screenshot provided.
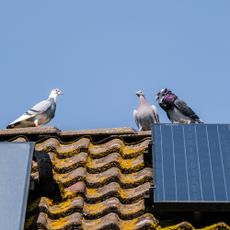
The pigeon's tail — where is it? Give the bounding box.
[6,123,17,129]
[195,119,204,124]
[6,121,23,129]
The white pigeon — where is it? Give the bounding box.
[133,90,160,131]
[7,88,63,128]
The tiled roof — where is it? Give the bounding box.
[1,127,230,230]
[7,127,156,230]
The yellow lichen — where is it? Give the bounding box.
[48,199,73,215]
[120,218,138,230]
[86,188,98,196]
[201,222,230,230]
[62,189,75,199]
[84,202,107,213]
[122,139,150,157]
[49,216,69,229]
[118,187,129,199]
[157,222,193,230]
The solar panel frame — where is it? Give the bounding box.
[0,142,35,230]
[152,124,230,211]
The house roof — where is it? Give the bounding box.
[1,126,230,230]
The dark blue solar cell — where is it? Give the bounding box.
[183,125,202,201]
[195,125,215,201]
[206,125,227,201]
[216,124,230,200]
[153,124,164,201]
[161,125,176,201]
[172,125,189,201]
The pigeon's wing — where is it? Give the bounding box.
[8,99,52,126]
[30,99,53,115]
[151,105,160,123]
[133,109,140,129]
[174,98,200,120]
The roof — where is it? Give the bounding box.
[1,126,230,230]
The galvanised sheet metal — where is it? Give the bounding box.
[152,124,230,206]
[0,142,34,230]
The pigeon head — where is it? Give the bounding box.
[156,88,176,109]
[136,90,145,98]
[49,88,63,100]
[156,88,170,102]
[53,88,63,95]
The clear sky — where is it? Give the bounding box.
[1,1,230,131]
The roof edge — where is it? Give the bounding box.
[0,126,61,136]
[60,127,137,136]
[0,126,152,138]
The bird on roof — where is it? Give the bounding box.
[155,88,203,124]
[133,90,160,131]
[7,88,63,129]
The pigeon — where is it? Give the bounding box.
[155,88,203,124]
[7,88,63,128]
[133,90,160,131]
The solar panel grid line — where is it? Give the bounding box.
[171,126,178,201]
[217,125,229,200]
[194,125,204,200]
[182,126,191,201]
[205,125,217,201]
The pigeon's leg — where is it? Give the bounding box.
[34,120,40,127]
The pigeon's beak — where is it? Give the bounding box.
[155,95,159,101]
[159,97,165,105]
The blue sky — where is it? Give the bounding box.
[1,1,230,130]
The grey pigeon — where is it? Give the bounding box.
[156,88,203,124]
[133,90,160,131]
[7,88,63,128]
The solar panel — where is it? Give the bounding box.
[0,142,35,230]
[152,124,230,211]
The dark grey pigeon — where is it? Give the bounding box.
[7,88,63,128]
[155,88,203,124]
[133,90,160,131]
